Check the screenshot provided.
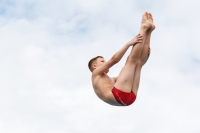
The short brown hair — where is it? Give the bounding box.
[88,56,104,72]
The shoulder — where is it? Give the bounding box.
[91,70,103,84]
[92,69,102,78]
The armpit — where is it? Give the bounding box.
[112,77,118,82]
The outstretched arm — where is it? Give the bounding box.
[112,34,143,63]
[93,34,143,75]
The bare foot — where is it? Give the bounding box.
[141,12,151,31]
[147,12,155,31]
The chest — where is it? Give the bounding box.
[94,75,114,89]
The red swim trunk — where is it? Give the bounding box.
[112,87,136,106]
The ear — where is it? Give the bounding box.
[93,64,97,69]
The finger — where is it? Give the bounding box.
[136,34,142,37]
[136,35,142,38]
[138,38,143,41]
[137,38,143,41]
[137,38,144,40]
[137,34,142,37]
[136,41,142,43]
[137,35,143,38]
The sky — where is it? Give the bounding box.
[0,0,200,133]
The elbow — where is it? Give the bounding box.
[111,57,118,64]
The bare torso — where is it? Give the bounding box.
[92,72,121,106]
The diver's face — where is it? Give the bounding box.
[96,58,106,67]
[93,58,109,73]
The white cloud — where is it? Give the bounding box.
[0,0,200,133]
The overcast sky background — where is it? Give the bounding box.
[0,0,200,133]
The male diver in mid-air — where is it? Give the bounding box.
[88,12,155,106]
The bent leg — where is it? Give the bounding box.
[131,63,142,95]
[131,13,155,94]
[114,42,146,93]
[114,12,150,93]
[131,44,151,95]
[130,31,151,95]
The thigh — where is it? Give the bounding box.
[114,63,137,93]
[131,64,142,95]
